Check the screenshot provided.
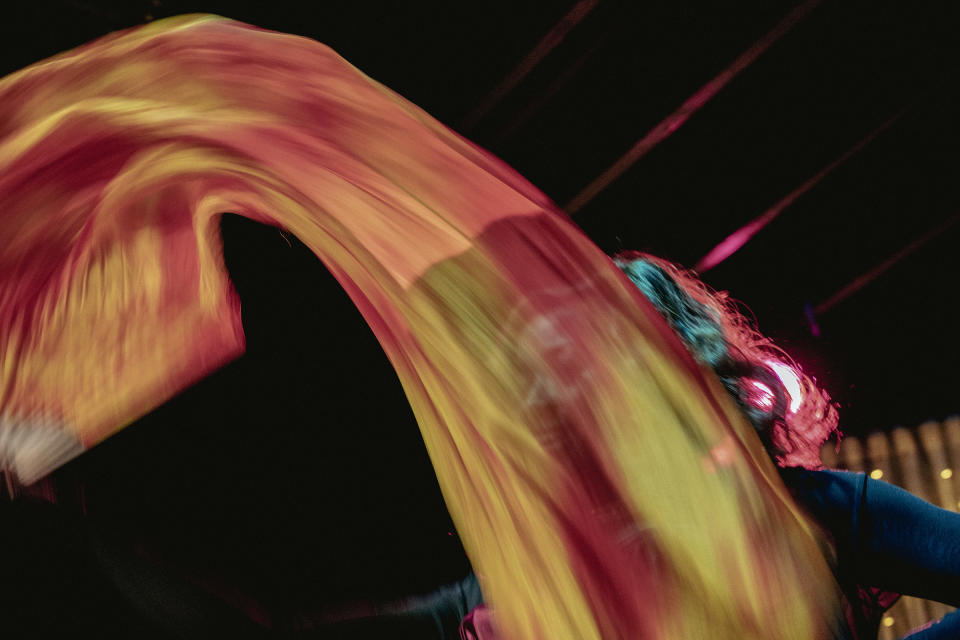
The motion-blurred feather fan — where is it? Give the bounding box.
[0,15,842,638]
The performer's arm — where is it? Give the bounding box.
[854,475,960,639]
[378,572,483,639]
[280,573,482,640]
[857,475,960,606]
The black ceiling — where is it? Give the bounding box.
[4,0,957,433]
[3,0,960,624]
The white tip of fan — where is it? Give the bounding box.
[0,412,85,486]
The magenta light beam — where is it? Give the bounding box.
[493,33,608,145]
[565,0,822,216]
[460,0,601,131]
[814,213,960,315]
[695,110,905,273]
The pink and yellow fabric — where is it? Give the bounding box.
[0,15,844,639]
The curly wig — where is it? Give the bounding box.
[613,251,839,469]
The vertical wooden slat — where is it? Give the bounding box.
[821,438,841,469]
[840,435,865,472]
[944,418,960,512]
[918,422,954,510]
[916,421,957,622]
[904,426,952,621]
[868,431,926,634]
[867,432,894,483]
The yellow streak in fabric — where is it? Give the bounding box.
[0,15,844,639]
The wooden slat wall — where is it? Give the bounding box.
[824,416,960,639]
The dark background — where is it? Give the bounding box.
[2,0,959,634]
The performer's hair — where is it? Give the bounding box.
[613,251,839,468]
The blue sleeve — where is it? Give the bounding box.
[782,468,960,639]
[857,475,960,608]
[852,474,960,640]
[384,572,483,638]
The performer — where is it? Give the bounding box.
[611,254,960,640]
[348,252,960,640]
[2,15,956,640]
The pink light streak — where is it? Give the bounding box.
[460,0,601,131]
[748,380,776,411]
[814,213,960,314]
[695,110,906,273]
[766,360,803,413]
[493,32,609,145]
[565,0,823,215]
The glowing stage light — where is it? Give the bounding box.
[747,380,776,411]
[766,361,803,413]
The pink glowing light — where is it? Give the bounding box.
[766,360,802,413]
[748,380,776,411]
[695,110,906,273]
[565,0,823,215]
[461,0,600,130]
